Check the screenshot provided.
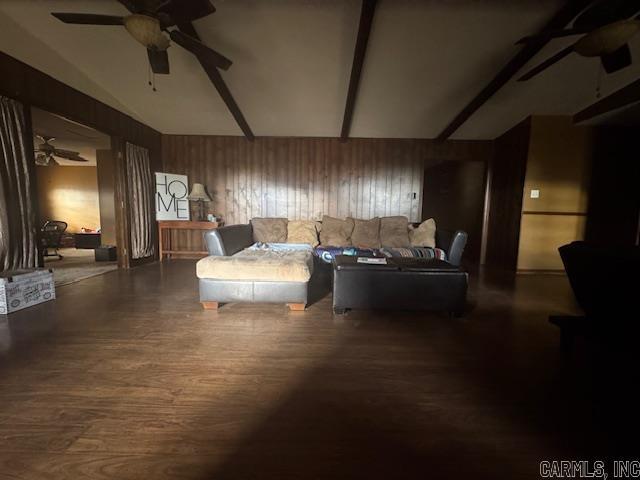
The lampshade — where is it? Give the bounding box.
[188,183,212,202]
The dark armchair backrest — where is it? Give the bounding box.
[40,220,67,248]
[559,241,640,318]
[436,229,467,267]
[204,224,253,256]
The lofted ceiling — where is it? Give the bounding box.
[31,107,111,166]
[1,0,640,139]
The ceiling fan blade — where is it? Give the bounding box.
[601,43,632,73]
[518,45,575,81]
[169,29,232,70]
[176,22,253,140]
[158,0,215,22]
[516,27,589,45]
[117,0,141,13]
[147,48,170,74]
[574,0,640,30]
[176,21,199,39]
[53,149,87,162]
[51,13,124,25]
[57,157,88,163]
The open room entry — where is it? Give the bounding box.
[31,107,118,286]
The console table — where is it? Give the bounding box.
[158,221,219,260]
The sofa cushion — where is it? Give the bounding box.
[349,217,381,248]
[196,246,313,282]
[319,215,354,246]
[287,220,320,247]
[380,216,410,247]
[409,218,436,247]
[251,217,288,243]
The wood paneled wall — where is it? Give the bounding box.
[162,135,493,225]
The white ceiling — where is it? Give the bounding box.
[2,0,640,139]
[31,107,111,166]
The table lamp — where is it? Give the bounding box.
[188,183,212,221]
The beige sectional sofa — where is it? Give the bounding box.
[197,215,467,311]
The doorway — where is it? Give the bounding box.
[31,107,119,286]
[422,160,487,264]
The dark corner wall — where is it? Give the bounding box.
[586,127,640,247]
[485,118,531,270]
[485,115,640,272]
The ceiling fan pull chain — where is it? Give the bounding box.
[153,71,157,92]
[595,63,603,98]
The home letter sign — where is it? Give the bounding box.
[155,172,190,221]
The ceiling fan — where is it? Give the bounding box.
[34,135,88,166]
[50,0,231,76]
[517,0,640,81]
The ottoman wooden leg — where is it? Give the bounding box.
[202,301,219,310]
[287,303,306,311]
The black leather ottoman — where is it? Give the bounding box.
[332,255,468,315]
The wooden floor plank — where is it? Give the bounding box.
[0,260,636,479]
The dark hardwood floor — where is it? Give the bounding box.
[0,261,637,479]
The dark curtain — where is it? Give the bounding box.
[126,142,154,259]
[0,97,37,271]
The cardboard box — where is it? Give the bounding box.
[0,269,56,314]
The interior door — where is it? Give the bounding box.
[422,160,487,263]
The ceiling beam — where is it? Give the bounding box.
[340,0,377,141]
[573,78,640,124]
[435,0,592,141]
[178,22,255,141]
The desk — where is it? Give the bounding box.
[74,233,101,249]
[158,221,219,260]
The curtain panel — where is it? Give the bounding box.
[0,97,37,271]
[125,142,155,259]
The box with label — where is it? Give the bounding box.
[0,269,56,314]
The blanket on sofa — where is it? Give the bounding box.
[196,243,314,282]
[315,246,447,264]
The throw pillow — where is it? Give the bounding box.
[319,215,354,246]
[409,218,436,248]
[251,217,288,243]
[349,217,381,248]
[287,220,320,247]
[380,216,410,247]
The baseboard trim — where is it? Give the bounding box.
[517,269,566,275]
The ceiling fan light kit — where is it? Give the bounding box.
[573,20,640,56]
[123,14,169,50]
[49,0,254,139]
[517,0,640,81]
[51,1,232,75]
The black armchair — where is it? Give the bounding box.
[40,220,68,259]
[550,241,640,352]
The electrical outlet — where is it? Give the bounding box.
[530,189,540,199]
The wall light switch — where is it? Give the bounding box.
[530,189,540,199]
